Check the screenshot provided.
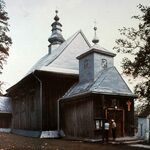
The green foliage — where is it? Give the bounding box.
[114,4,150,108]
[0,0,12,72]
[0,0,12,94]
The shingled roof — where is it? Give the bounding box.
[28,30,91,75]
[7,30,91,92]
[62,66,137,99]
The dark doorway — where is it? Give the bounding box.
[105,108,124,137]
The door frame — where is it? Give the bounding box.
[105,107,125,137]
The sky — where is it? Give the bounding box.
[1,0,150,92]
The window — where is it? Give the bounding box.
[94,119,103,130]
[96,120,100,130]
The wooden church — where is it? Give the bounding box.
[7,11,136,139]
[60,28,137,140]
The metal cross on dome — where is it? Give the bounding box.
[92,20,99,45]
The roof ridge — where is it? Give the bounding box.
[45,30,85,66]
[78,30,91,47]
[28,30,87,74]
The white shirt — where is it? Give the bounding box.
[112,122,116,128]
[104,122,110,130]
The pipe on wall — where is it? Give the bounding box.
[32,72,43,132]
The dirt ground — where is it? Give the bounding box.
[0,133,147,150]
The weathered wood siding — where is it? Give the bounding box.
[61,94,134,139]
[93,95,104,138]
[60,96,94,139]
[93,94,134,137]
[10,77,41,130]
[0,114,11,128]
[93,95,104,118]
[9,72,77,132]
[39,72,78,131]
[123,98,134,136]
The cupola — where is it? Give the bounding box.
[48,10,65,54]
[77,26,116,83]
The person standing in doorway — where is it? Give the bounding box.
[111,119,117,141]
[102,119,110,143]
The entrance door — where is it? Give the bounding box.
[106,108,124,137]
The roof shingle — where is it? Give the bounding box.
[63,67,136,99]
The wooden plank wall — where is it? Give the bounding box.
[121,98,134,136]
[0,114,11,128]
[41,73,78,131]
[93,95,104,118]
[104,95,135,136]
[10,72,77,131]
[11,78,41,130]
[60,96,94,139]
[93,95,104,138]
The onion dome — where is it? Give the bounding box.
[92,25,99,45]
[48,10,65,53]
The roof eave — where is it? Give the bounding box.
[60,90,137,101]
[60,91,92,101]
[91,91,138,98]
[36,69,79,77]
[7,69,79,94]
[77,48,116,60]
[0,111,12,114]
[6,73,33,94]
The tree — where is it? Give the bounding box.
[114,4,150,112]
[0,0,12,94]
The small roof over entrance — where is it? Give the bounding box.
[62,66,137,99]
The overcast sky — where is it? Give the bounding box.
[1,0,149,92]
